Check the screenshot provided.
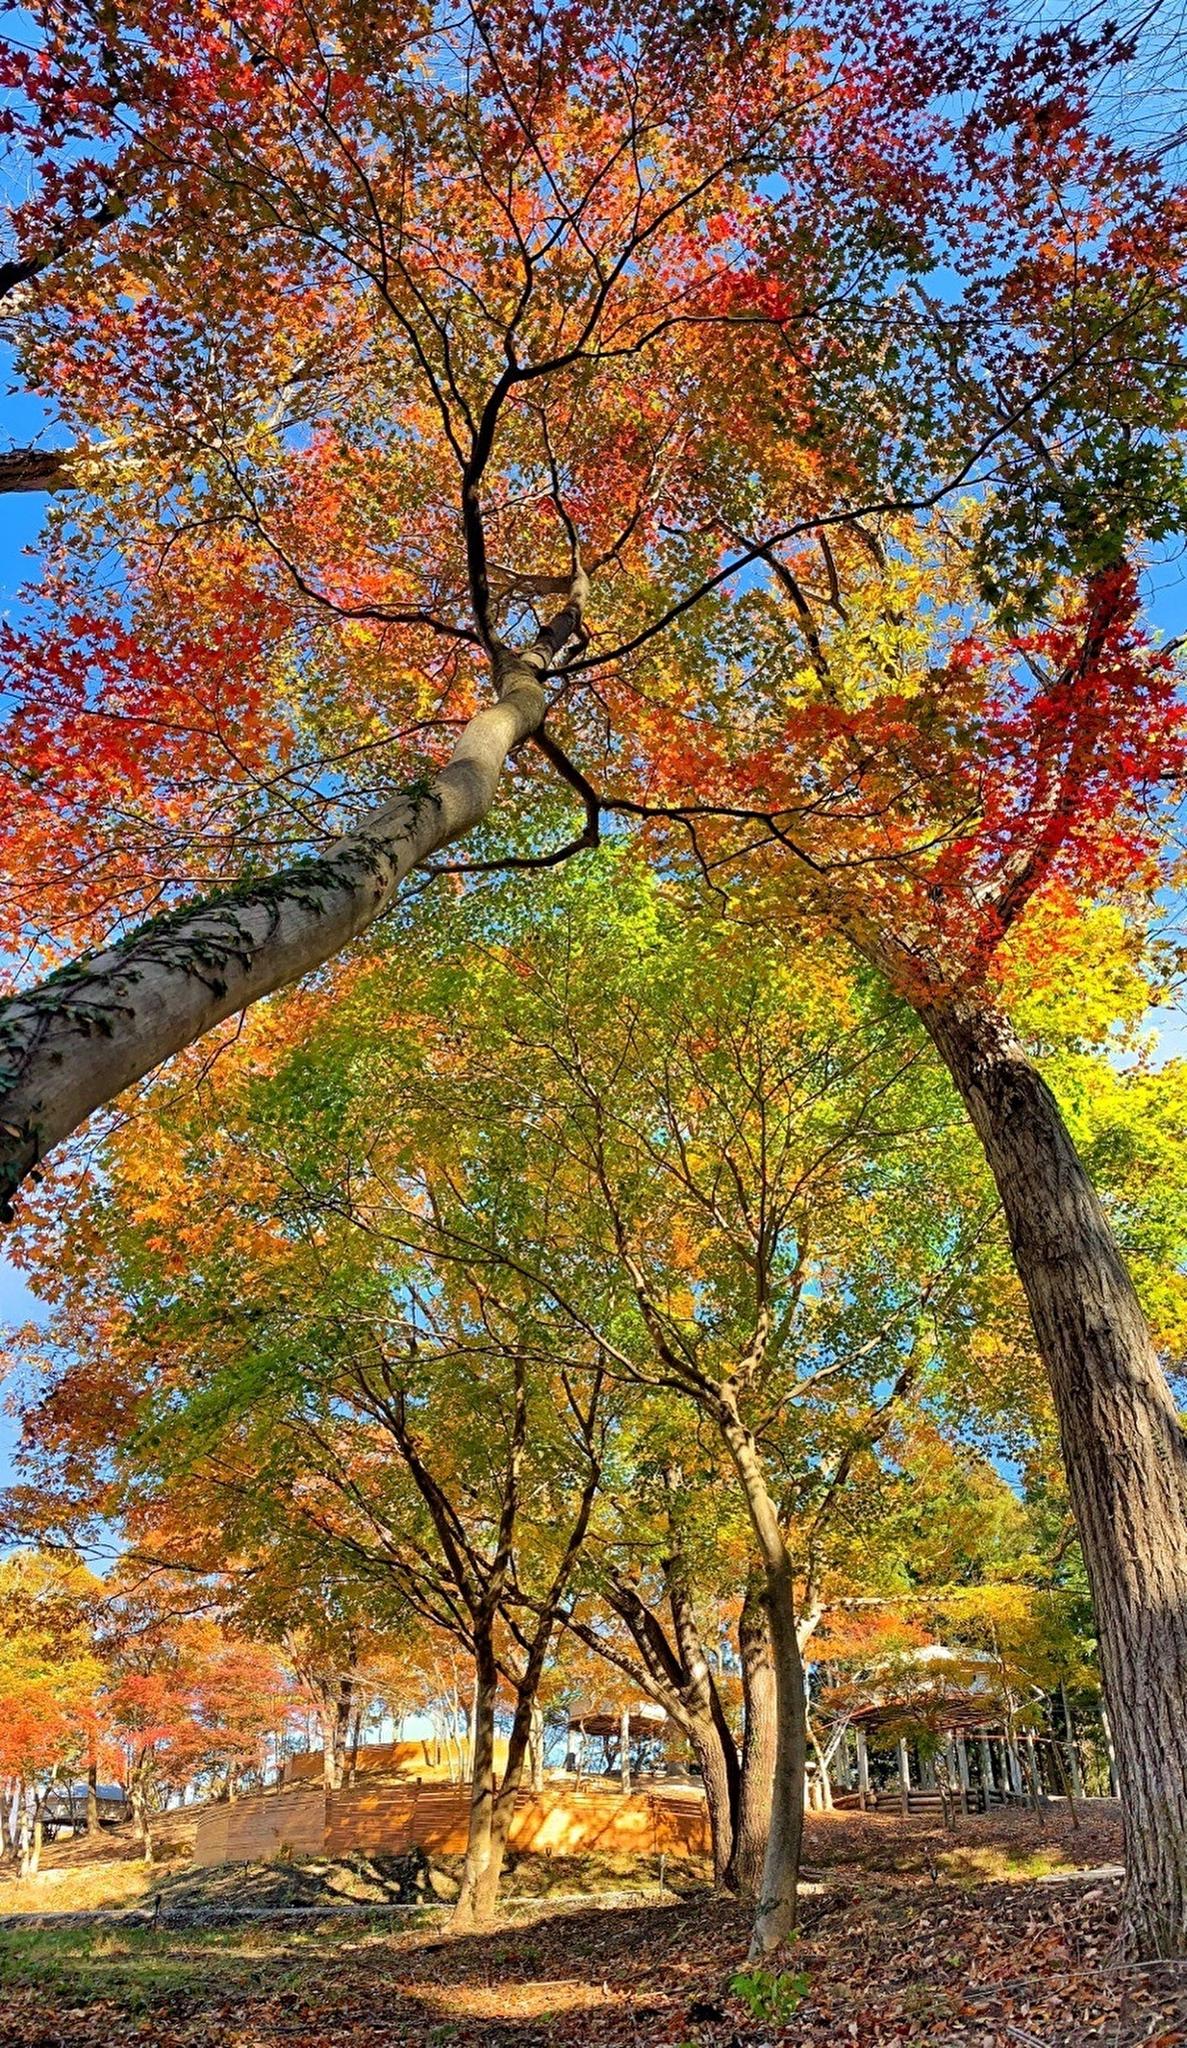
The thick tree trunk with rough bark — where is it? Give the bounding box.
[924,993,1187,1958]
[732,1571,776,1898]
[719,1406,807,1956]
[0,591,586,1220]
[687,1713,739,1888]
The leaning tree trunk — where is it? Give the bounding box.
[925,994,1187,1958]
[719,1406,808,1956]
[731,1570,776,1898]
[664,1547,741,1887]
[599,1576,739,1881]
[0,585,587,1221]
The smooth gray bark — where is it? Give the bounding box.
[0,594,585,1220]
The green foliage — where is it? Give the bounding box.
[728,1962,811,2022]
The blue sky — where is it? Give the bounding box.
[0,370,52,1489]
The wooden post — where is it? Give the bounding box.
[856,1726,870,1809]
[944,1737,961,1816]
[898,1736,911,1817]
[979,1737,995,1799]
[955,1737,971,1793]
[1025,1731,1042,1807]
[619,1707,632,1797]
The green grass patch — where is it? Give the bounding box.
[938,1843,1072,1887]
[0,1921,372,2009]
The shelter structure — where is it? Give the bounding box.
[823,1646,1063,1815]
[40,1782,131,1836]
[564,1701,677,1791]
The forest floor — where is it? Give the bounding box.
[2,1803,1184,2045]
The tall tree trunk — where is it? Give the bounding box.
[334,1678,354,1787]
[452,1633,502,1930]
[924,994,1187,1958]
[732,1571,776,1898]
[1102,1703,1121,1798]
[664,1546,740,1887]
[808,1709,834,1810]
[719,1406,807,1957]
[17,1797,28,1878]
[471,1682,542,1925]
[319,1705,343,1793]
[86,1758,99,1835]
[458,1665,552,1929]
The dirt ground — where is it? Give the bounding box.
[2,1803,1183,2046]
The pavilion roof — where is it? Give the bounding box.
[567,1703,672,1740]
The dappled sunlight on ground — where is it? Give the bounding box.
[3,1806,1181,2045]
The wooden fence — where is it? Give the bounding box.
[192,1781,710,1868]
[192,1784,327,1866]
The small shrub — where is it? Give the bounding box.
[728,1964,810,2024]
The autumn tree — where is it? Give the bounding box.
[0,857,1063,1940]
[2,0,1187,1953]
[0,1551,104,1873]
[96,1569,286,1852]
[560,1423,802,1896]
[18,1187,613,1922]
[302,858,1011,1948]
